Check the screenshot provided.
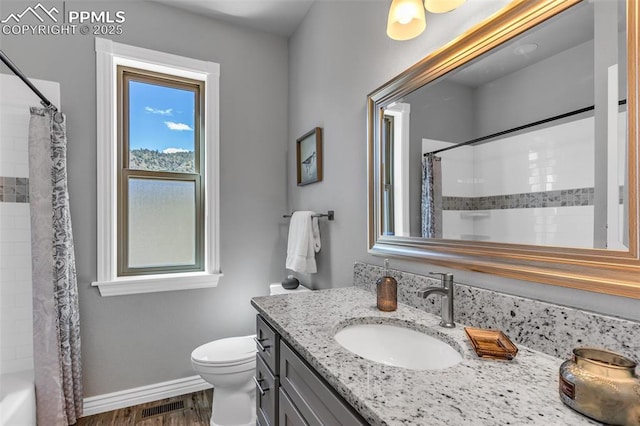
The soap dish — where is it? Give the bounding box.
[464,327,518,360]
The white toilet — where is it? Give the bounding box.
[191,283,310,426]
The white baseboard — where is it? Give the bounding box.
[82,375,212,417]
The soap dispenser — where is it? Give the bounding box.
[376,259,397,312]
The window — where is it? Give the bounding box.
[118,68,204,276]
[94,38,221,296]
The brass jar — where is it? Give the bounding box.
[559,347,640,426]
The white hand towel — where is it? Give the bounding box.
[285,211,321,274]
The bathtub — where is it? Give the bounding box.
[0,370,36,426]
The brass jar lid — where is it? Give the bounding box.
[572,347,637,378]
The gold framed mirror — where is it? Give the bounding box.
[367,0,639,299]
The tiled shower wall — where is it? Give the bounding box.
[0,202,32,374]
[424,113,626,248]
[0,74,59,374]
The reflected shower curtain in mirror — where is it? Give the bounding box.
[421,153,442,238]
[29,107,82,425]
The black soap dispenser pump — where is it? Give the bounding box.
[376,259,397,312]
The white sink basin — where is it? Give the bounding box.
[334,323,462,370]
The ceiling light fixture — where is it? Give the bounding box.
[387,0,466,41]
[424,0,466,14]
[387,0,426,41]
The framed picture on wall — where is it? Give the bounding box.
[296,127,323,186]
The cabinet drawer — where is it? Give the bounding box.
[256,354,278,426]
[280,341,367,425]
[279,388,308,426]
[256,315,279,373]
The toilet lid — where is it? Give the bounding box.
[191,335,256,365]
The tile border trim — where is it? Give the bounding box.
[0,176,29,203]
[443,186,624,210]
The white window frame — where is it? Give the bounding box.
[92,37,221,296]
[385,102,411,236]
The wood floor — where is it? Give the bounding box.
[75,389,213,426]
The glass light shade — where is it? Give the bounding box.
[424,0,466,14]
[387,0,426,41]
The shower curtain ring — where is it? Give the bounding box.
[41,101,64,124]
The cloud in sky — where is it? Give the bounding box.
[163,148,190,154]
[145,106,173,115]
[164,121,193,131]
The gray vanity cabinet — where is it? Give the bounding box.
[256,354,278,425]
[255,314,367,426]
[256,315,280,426]
[279,340,367,425]
[256,314,279,372]
[278,388,307,425]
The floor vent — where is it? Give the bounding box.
[140,400,185,418]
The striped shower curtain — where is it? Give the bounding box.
[421,153,443,238]
[29,107,82,425]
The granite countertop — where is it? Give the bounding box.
[251,287,598,425]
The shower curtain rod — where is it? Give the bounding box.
[424,100,627,156]
[0,49,58,112]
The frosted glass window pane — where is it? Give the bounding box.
[128,80,196,173]
[128,178,196,268]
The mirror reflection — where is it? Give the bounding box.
[381,0,628,250]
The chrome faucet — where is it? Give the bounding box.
[417,272,455,328]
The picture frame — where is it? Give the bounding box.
[296,127,323,186]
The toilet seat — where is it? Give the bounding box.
[191,335,256,367]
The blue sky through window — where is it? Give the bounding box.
[129,80,195,153]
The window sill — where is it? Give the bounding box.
[91,272,223,297]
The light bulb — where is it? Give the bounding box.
[395,2,420,25]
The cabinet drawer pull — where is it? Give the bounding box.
[253,376,269,396]
[254,336,270,352]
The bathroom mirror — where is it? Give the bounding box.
[368,0,640,299]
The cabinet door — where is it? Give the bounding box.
[279,388,308,426]
[280,341,367,425]
[256,315,280,373]
[256,354,278,426]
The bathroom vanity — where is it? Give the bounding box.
[252,287,598,425]
[255,314,366,425]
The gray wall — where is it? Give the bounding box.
[287,0,640,321]
[474,40,595,137]
[405,81,475,236]
[1,1,289,396]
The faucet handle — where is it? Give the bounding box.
[427,272,453,284]
[428,272,453,278]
